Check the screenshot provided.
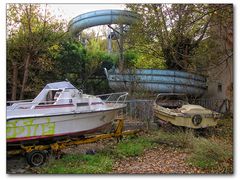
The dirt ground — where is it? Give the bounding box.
[7,142,205,174]
[6,142,109,174]
[6,121,204,174]
[112,145,204,174]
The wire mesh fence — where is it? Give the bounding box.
[123,98,229,123]
[189,98,231,113]
[125,99,154,122]
[120,99,154,131]
[118,98,231,132]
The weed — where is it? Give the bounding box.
[37,118,233,174]
[151,129,195,149]
[187,138,233,172]
[38,135,155,174]
[40,153,113,174]
[114,136,153,158]
[215,117,233,143]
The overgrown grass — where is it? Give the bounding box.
[40,153,113,174]
[187,138,233,173]
[114,136,154,158]
[39,135,154,174]
[148,123,233,173]
[215,117,233,143]
[151,129,195,149]
[37,117,233,174]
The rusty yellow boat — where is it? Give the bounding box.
[153,93,220,129]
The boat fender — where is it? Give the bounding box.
[192,114,202,126]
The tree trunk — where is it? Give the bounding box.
[11,62,18,100]
[20,53,31,100]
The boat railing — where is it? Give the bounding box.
[7,101,38,110]
[96,92,128,107]
[7,99,34,106]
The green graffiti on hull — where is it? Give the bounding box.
[7,117,55,139]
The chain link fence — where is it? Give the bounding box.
[189,98,231,113]
[119,100,154,131]
[122,98,229,127]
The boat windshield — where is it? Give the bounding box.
[32,81,77,104]
[45,90,63,104]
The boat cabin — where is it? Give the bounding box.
[7,82,101,111]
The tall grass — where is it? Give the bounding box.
[149,126,233,173]
[151,129,195,149]
[187,138,232,173]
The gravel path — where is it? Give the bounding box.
[112,145,205,174]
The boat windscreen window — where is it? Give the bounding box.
[77,102,89,107]
[46,90,62,102]
[53,90,62,100]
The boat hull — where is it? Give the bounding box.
[153,107,218,129]
[7,110,119,143]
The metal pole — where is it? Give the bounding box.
[119,24,124,71]
[107,28,112,53]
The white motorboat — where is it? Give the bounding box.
[7,81,127,144]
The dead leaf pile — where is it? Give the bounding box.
[112,145,205,174]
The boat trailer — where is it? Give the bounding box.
[7,118,141,167]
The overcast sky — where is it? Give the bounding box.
[47,4,125,21]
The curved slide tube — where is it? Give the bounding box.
[68,9,140,36]
[105,68,207,97]
[68,9,207,97]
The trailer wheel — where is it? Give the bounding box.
[26,150,47,167]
